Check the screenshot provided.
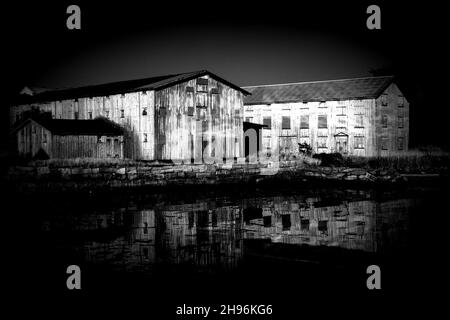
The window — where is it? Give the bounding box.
[74,112,79,120]
[337,105,346,115]
[398,116,404,128]
[142,91,147,95]
[160,107,166,117]
[88,112,93,120]
[187,107,195,117]
[120,109,125,118]
[300,115,309,129]
[263,117,271,129]
[142,108,147,116]
[354,136,365,149]
[105,110,110,119]
[317,138,327,148]
[319,102,327,108]
[355,114,364,128]
[210,88,219,94]
[196,78,208,92]
[186,86,194,93]
[336,115,347,128]
[397,137,405,150]
[382,115,388,128]
[381,137,389,150]
[245,117,253,122]
[196,93,207,107]
[318,115,327,128]
[42,130,47,143]
[282,116,291,129]
[143,133,148,143]
[97,136,103,143]
[381,94,388,106]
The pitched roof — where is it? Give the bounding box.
[11,116,124,136]
[15,70,250,105]
[243,76,394,105]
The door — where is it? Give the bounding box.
[335,135,348,154]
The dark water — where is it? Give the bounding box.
[6,184,449,317]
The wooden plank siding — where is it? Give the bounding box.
[10,76,244,161]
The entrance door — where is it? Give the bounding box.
[335,135,348,154]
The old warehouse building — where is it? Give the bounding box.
[243,76,409,157]
[10,70,250,162]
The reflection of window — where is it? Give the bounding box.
[398,116,404,128]
[196,78,208,92]
[318,115,327,128]
[355,114,364,127]
[382,115,388,128]
[397,137,405,150]
[282,116,291,129]
[300,115,309,129]
[381,137,388,150]
[354,136,365,149]
[398,95,404,107]
[263,117,271,129]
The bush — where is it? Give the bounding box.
[312,153,344,167]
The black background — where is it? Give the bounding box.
[3,1,449,318]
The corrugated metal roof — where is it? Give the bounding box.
[15,70,250,105]
[11,117,124,136]
[243,76,394,105]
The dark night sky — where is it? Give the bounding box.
[2,0,449,149]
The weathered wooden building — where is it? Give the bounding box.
[10,70,249,162]
[243,76,409,157]
[10,116,124,159]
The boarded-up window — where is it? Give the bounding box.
[355,114,364,127]
[381,137,389,150]
[196,78,208,92]
[398,116,404,128]
[187,107,195,117]
[263,117,271,129]
[300,115,309,129]
[382,115,388,128]
[354,136,365,149]
[318,115,327,128]
[397,137,404,150]
[381,94,388,106]
[282,116,291,129]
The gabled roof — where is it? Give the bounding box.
[10,116,124,136]
[243,76,394,105]
[14,70,250,105]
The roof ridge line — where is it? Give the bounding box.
[243,75,394,88]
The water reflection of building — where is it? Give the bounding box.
[40,194,414,273]
[243,198,377,252]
